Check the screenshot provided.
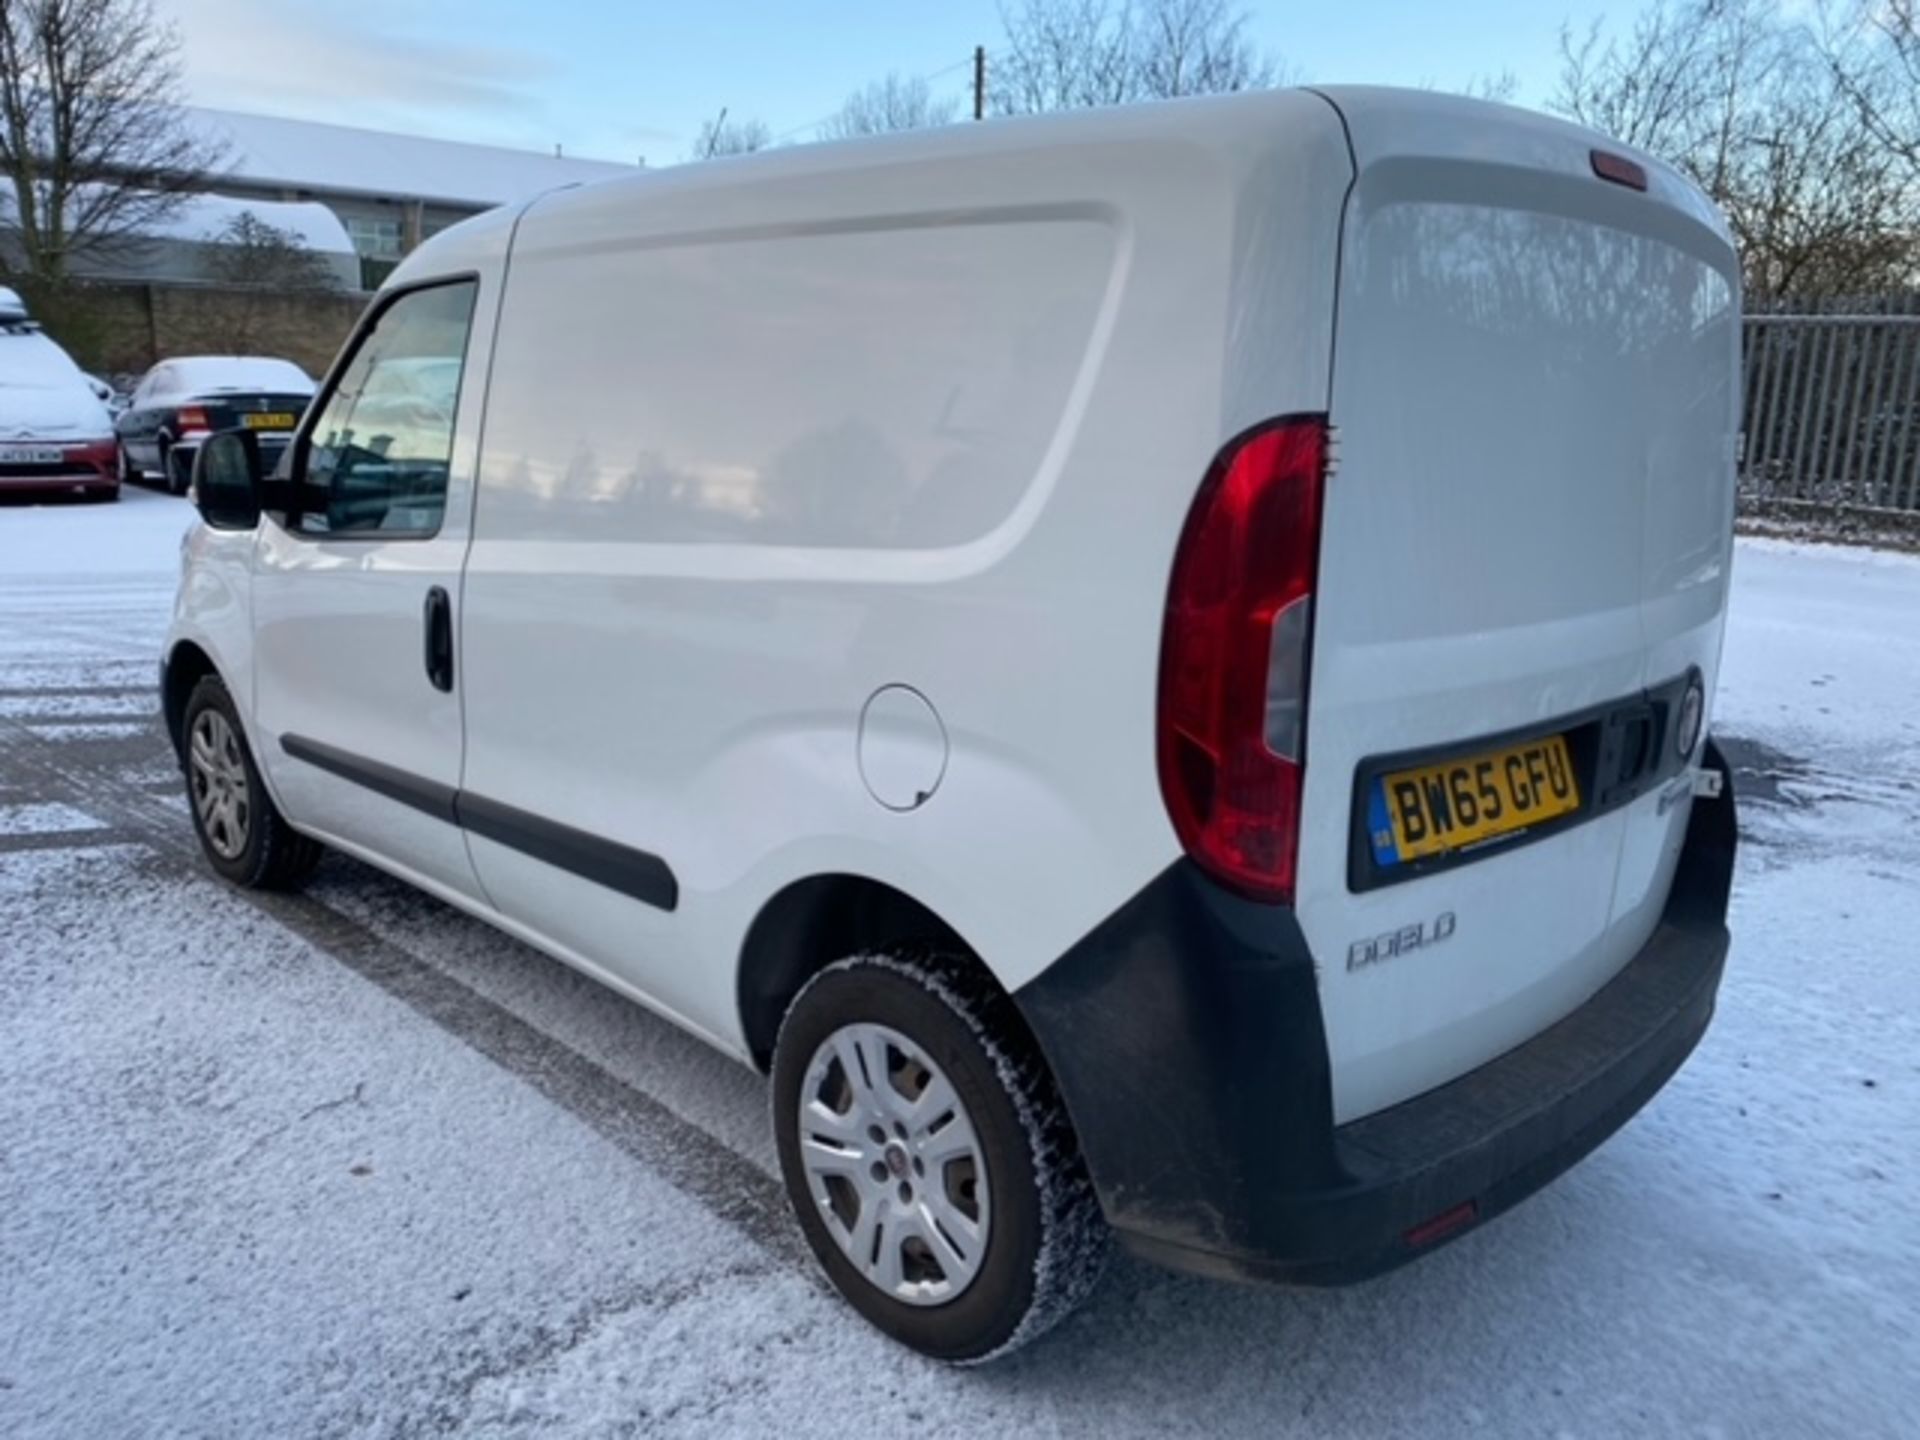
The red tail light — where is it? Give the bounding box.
[177,405,210,431]
[1157,415,1328,903]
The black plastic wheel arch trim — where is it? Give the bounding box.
[1014,736,1736,1286]
[276,733,678,912]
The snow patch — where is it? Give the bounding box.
[25,721,153,742]
[0,802,104,835]
[0,692,155,719]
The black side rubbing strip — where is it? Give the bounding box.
[279,734,458,825]
[275,735,679,913]
[456,792,680,913]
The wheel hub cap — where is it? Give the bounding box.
[187,709,251,861]
[797,1021,991,1306]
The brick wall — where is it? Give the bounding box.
[31,280,367,383]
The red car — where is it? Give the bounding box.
[0,292,118,501]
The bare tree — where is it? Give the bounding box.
[1414,71,1520,103]
[993,0,1135,113]
[820,74,960,139]
[686,111,772,161]
[1462,70,1520,104]
[1553,0,1913,297]
[202,209,341,353]
[991,0,1280,114]
[1823,0,1920,180]
[0,0,220,286]
[207,211,339,293]
[1133,0,1278,98]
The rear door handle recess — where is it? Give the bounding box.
[423,586,454,693]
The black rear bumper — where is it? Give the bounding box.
[1014,738,1736,1286]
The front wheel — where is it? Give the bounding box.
[180,674,322,889]
[772,949,1109,1362]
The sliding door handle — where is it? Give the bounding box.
[423,586,454,693]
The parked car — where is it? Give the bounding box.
[0,290,119,502]
[162,88,1741,1362]
[117,355,316,495]
[84,373,129,418]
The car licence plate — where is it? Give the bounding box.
[0,444,64,463]
[241,413,296,430]
[1368,733,1581,867]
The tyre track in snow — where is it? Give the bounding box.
[0,700,817,1281]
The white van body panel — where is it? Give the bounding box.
[159,92,1743,1338]
[248,213,517,903]
[451,91,1352,1041]
[163,88,1738,1152]
[1298,89,1740,1120]
[166,524,261,772]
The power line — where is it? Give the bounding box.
[769,50,999,145]
[770,108,844,145]
[922,54,979,83]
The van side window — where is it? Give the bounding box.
[294,279,478,537]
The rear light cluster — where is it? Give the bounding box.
[177,405,211,433]
[1156,415,1328,904]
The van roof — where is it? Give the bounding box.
[388,86,1688,294]
[388,86,1343,287]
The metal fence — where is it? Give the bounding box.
[1741,296,1920,518]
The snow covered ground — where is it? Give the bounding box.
[2,488,1916,1438]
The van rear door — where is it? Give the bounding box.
[1296,89,1740,1123]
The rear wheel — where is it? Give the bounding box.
[181,674,322,890]
[165,443,192,496]
[772,949,1108,1362]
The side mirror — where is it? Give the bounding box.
[192,430,262,530]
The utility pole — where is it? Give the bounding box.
[973,46,986,121]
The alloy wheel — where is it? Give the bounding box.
[188,709,251,860]
[797,1022,991,1306]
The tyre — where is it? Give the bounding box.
[116,442,136,486]
[180,674,323,890]
[772,948,1109,1362]
[165,444,193,496]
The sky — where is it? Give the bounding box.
[162,0,1647,165]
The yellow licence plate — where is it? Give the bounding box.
[241,412,296,430]
[1371,734,1580,866]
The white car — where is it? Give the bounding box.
[162,87,1740,1361]
[0,292,120,501]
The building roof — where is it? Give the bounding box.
[141,192,354,254]
[184,107,637,210]
[0,186,352,253]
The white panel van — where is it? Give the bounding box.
[164,87,1740,1361]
